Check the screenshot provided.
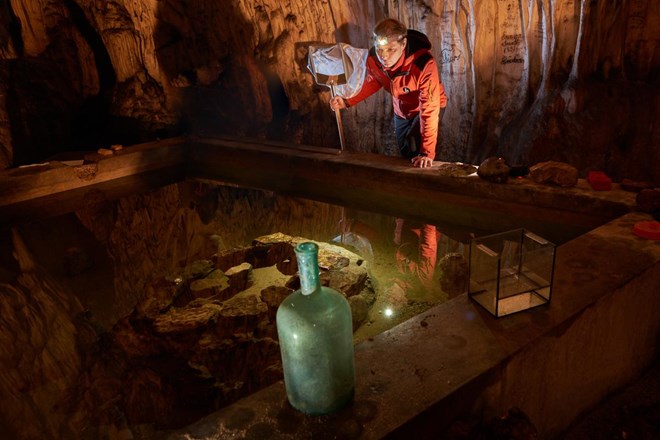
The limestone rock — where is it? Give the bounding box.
[183,259,214,279]
[72,164,97,181]
[438,253,469,298]
[321,268,368,298]
[219,295,268,318]
[348,293,373,331]
[189,269,230,299]
[216,241,295,275]
[260,285,292,309]
[224,262,254,295]
[152,303,223,334]
[436,162,478,177]
[529,161,579,187]
[477,157,510,183]
[0,230,87,439]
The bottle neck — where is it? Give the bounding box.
[295,242,321,295]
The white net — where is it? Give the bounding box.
[308,43,368,99]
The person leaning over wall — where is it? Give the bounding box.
[330,18,448,168]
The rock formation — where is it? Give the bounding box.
[0,182,376,438]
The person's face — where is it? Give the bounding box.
[375,37,406,68]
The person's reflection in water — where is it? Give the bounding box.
[392,218,439,297]
[333,213,458,301]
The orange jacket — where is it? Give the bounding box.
[394,220,439,289]
[346,30,447,158]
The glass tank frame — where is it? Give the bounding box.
[468,229,556,318]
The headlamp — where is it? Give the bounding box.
[375,35,389,46]
[373,34,404,47]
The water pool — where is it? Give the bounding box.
[4,137,633,439]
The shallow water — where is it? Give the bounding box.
[1,180,581,438]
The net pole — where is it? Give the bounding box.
[330,83,345,151]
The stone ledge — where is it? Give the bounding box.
[188,136,636,243]
[1,135,637,237]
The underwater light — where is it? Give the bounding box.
[384,307,394,317]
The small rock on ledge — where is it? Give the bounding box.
[529,161,578,187]
[477,157,510,183]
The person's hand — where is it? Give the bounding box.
[411,155,433,168]
[329,96,347,111]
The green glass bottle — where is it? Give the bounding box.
[276,242,355,415]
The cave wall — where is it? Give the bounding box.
[0,0,658,182]
[0,230,87,440]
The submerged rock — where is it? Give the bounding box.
[438,253,469,298]
[189,269,230,299]
[224,262,254,295]
[97,232,377,430]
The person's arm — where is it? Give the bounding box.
[415,223,438,287]
[415,58,447,162]
[345,70,383,107]
[330,57,384,110]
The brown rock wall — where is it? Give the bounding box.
[0,230,86,440]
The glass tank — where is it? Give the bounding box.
[468,229,556,318]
